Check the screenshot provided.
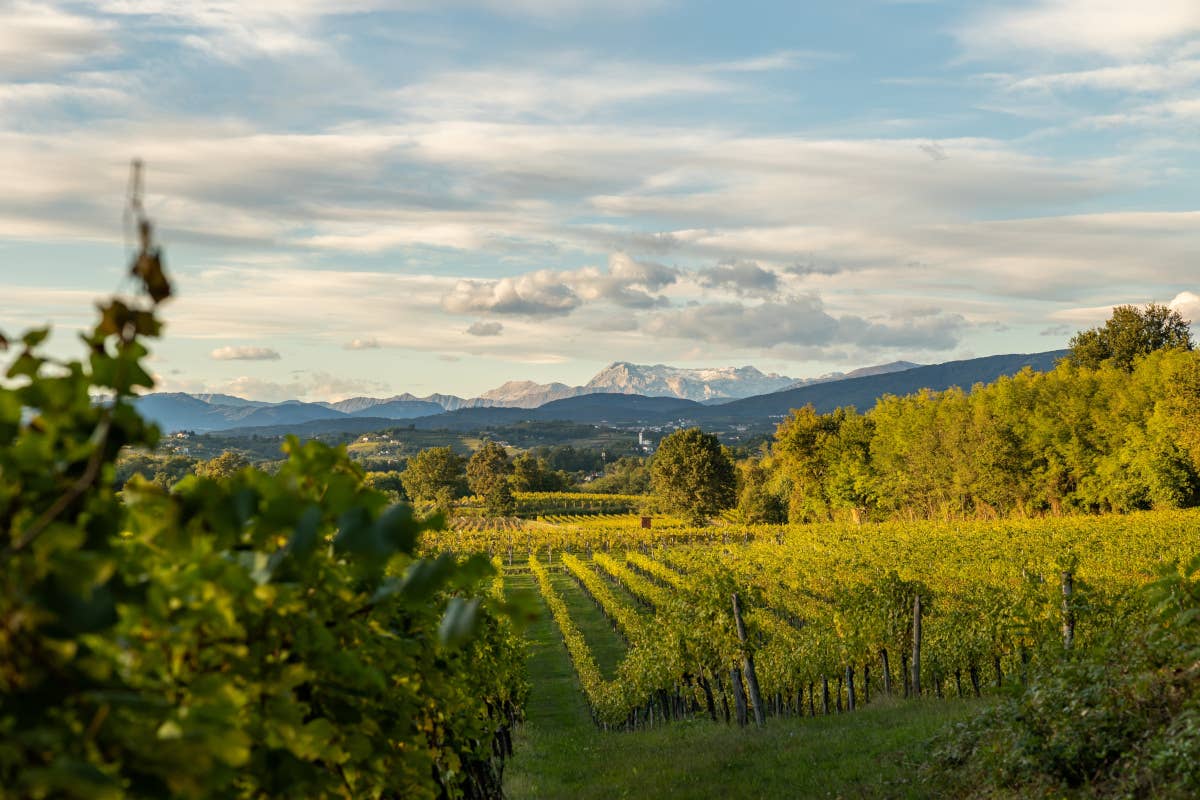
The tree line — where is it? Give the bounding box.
[742,304,1198,522]
[121,304,1198,526]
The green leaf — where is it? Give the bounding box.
[21,327,50,348]
[439,597,481,648]
[400,555,456,602]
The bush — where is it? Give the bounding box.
[928,555,1200,798]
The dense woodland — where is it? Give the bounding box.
[751,346,1200,522]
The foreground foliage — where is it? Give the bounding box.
[0,207,526,798]
[928,554,1200,798]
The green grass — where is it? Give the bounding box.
[548,570,628,679]
[505,571,988,799]
[505,574,593,733]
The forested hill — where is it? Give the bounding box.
[693,350,1068,424]
[401,351,1065,432]
[404,394,703,432]
[201,350,1067,436]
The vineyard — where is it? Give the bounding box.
[461,510,1200,736]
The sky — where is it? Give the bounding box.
[1,0,1198,401]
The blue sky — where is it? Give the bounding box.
[1,0,1198,400]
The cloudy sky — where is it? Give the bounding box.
[1,0,1198,401]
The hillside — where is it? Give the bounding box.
[405,393,702,432]
[694,350,1067,425]
[147,350,1066,436]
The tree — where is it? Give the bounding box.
[484,479,516,517]
[585,456,650,494]
[510,452,569,492]
[650,428,736,525]
[364,470,408,501]
[468,441,515,517]
[400,446,467,506]
[736,460,787,523]
[195,450,249,479]
[467,441,512,495]
[1068,303,1193,371]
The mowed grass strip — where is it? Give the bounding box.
[549,569,627,680]
[504,573,591,732]
[507,697,983,800]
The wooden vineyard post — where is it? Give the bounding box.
[699,675,718,721]
[846,665,856,711]
[1061,571,1075,651]
[731,593,766,727]
[881,649,892,696]
[911,593,922,697]
[730,666,749,727]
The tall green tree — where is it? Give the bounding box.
[1068,303,1193,371]
[736,460,787,523]
[468,441,515,517]
[195,450,249,479]
[510,452,569,492]
[650,428,736,525]
[400,446,467,507]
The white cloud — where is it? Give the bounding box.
[695,261,779,298]
[643,296,966,352]
[210,345,281,360]
[466,321,504,336]
[0,80,131,115]
[1170,291,1200,325]
[443,270,581,316]
[217,371,388,402]
[0,3,117,78]
[90,0,665,62]
[344,337,382,349]
[1004,60,1200,93]
[441,253,678,316]
[958,0,1200,59]
[395,64,729,121]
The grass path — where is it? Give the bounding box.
[504,571,985,799]
[548,569,627,679]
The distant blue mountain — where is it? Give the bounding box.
[137,350,1068,435]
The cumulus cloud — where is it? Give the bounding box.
[695,261,779,298]
[571,253,678,308]
[443,270,581,316]
[644,296,966,352]
[1169,290,1200,324]
[210,345,281,360]
[441,253,677,316]
[466,320,504,336]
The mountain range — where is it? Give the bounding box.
[134,352,1065,434]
